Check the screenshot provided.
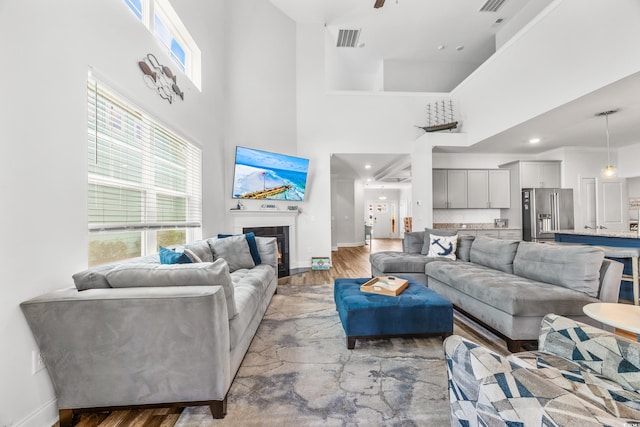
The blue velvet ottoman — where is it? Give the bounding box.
[334,278,453,349]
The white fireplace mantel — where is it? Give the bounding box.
[229,210,300,268]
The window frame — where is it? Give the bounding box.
[87,77,202,266]
[122,0,201,90]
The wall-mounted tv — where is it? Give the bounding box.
[232,146,309,201]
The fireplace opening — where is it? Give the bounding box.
[243,226,289,278]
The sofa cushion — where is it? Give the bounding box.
[457,235,475,262]
[403,231,424,254]
[469,236,519,274]
[105,258,238,319]
[209,235,256,272]
[427,234,458,260]
[72,254,159,291]
[513,242,604,297]
[369,251,452,274]
[159,246,192,264]
[421,228,457,255]
[183,248,202,263]
[217,232,262,265]
[425,262,597,316]
[181,240,214,263]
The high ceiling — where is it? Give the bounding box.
[270,0,640,183]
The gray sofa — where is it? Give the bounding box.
[370,231,624,352]
[21,235,278,426]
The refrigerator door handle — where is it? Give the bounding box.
[553,192,560,230]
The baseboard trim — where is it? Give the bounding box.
[14,397,58,427]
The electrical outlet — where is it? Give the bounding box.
[31,350,45,374]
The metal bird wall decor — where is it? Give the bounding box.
[138,53,184,104]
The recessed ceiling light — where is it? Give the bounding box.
[366,178,372,182]
[437,45,445,50]
[455,45,464,51]
[364,164,372,169]
[529,138,541,144]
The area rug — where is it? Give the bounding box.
[176,283,505,426]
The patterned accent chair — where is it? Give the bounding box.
[444,314,640,426]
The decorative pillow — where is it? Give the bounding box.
[210,235,256,272]
[183,248,202,263]
[421,227,457,255]
[105,259,238,319]
[427,234,458,260]
[182,240,214,263]
[159,246,192,265]
[218,232,262,265]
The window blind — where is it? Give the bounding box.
[87,78,201,233]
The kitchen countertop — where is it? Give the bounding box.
[555,229,640,239]
[433,223,521,231]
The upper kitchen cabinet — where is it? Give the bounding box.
[520,161,561,188]
[467,170,511,209]
[433,169,467,208]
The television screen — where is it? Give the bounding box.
[232,146,309,201]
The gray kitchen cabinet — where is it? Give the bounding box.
[520,161,561,188]
[466,170,511,209]
[433,169,467,208]
[498,229,522,239]
[476,230,500,238]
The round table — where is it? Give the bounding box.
[583,303,640,339]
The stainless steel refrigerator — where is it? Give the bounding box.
[522,188,574,242]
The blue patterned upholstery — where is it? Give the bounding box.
[444,314,640,426]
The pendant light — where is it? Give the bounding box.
[379,186,387,200]
[597,109,619,179]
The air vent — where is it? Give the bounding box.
[479,0,507,12]
[337,29,361,48]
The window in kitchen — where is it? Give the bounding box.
[87,78,202,266]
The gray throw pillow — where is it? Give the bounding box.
[513,242,604,297]
[421,228,458,255]
[403,231,425,254]
[456,235,475,262]
[209,235,255,272]
[105,259,238,319]
[469,236,519,274]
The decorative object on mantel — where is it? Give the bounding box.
[260,203,278,211]
[287,205,299,211]
[596,109,619,179]
[494,218,508,228]
[138,53,184,104]
[416,99,458,133]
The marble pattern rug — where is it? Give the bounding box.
[176,283,502,427]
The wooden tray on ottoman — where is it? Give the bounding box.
[360,276,409,296]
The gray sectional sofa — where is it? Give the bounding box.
[370,231,624,352]
[21,235,279,426]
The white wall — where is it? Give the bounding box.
[453,0,640,146]
[224,0,297,217]
[383,60,479,93]
[0,0,226,425]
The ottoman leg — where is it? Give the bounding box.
[347,337,356,349]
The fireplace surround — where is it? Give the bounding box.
[244,226,289,278]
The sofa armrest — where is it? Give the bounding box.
[598,258,624,302]
[21,286,231,409]
[539,313,640,393]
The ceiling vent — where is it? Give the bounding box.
[337,29,361,48]
[479,0,507,12]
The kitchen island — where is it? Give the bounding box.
[555,229,640,303]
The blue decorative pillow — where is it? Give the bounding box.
[159,246,192,264]
[217,232,262,265]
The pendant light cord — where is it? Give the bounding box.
[606,112,611,165]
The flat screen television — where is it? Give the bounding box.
[232,146,309,201]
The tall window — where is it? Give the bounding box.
[123,0,201,89]
[87,78,202,266]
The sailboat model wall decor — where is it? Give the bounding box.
[416,100,458,132]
